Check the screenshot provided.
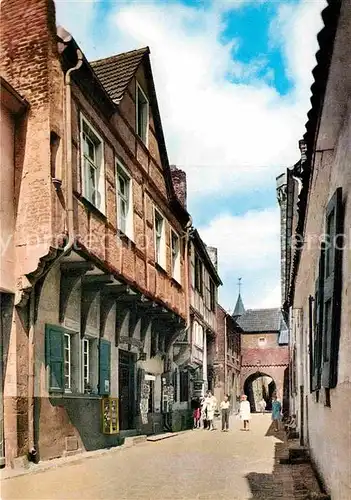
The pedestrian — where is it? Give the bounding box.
[220,394,230,432]
[259,398,266,414]
[205,391,217,431]
[239,394,251,431]
[201,394,208,429]
[191,397,201,429]
[271,394,282,432]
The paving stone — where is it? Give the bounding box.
[1,415,324,500]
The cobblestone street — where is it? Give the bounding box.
[1,415,321,500]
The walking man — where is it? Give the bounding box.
[220,395,230,432]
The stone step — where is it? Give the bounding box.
[147,432,178,442]
[123,435,147,447]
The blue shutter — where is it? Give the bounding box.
[99,339,111,395]
[45,324,64,392]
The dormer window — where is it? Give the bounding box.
[136,82,148,145]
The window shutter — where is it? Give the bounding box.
[312,245,325,392]
[99,339,111,395]
[322,187,343,389]
[45,324,64,393]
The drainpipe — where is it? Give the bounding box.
[224,313,227,397]
[184,217,193,335]
[27,50,83,460]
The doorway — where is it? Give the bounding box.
[119,350,136,430]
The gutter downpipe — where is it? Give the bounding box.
[224,313,227,397]
[27,51,83,460]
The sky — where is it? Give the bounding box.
[55,0,326,313]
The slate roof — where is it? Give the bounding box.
[233,293,245,318]
[237,308,281,333]
[91,47,149,103]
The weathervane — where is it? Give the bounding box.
[238,277,242,295]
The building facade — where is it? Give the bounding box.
[174,230,221,406]
[214,305,241,410]
[1,0,192,465]
[279,1,351,497]
[234,300,289,412]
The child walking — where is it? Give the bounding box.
[220,395,230,432]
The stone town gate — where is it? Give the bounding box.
[241,365,288,411]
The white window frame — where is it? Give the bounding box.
[171,229,181,283]
[80,113,105,214]
[154,208,166,269]
[136,82,149,146]
[64,333,72,392]
[193,321,204,349]
[83,338,90,386]
[116,160,134,240]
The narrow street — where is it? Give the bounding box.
[1,415,319,500]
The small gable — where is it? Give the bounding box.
[91,48,172,203]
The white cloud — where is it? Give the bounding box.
[198,208,281,310]
[54,0,325,198]
[54,0,325,309]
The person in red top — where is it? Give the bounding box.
[191,397,201,429]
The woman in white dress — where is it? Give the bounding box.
[239,394,251,431]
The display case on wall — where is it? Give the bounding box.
[101,397,119,434]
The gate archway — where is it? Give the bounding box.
[243,372,276,412]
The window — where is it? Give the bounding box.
[321,187,343,389]
[80,115,105,213]
[154,209,166,268]
[210,279,216,312]
[193,321,203,348]
[82,338,99,394]
[171,230,181,282]
[116,162,133,239]
[194,254,203,294]
[180,370,189,402]
[46,324,110,396]
[173,369,178,403]
[258,337,266,346]
[136,83,149,144]
[64,333,72,391]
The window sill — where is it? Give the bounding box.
[171,277,182,290]
[49,393,102,400]
[76,193,107,222]
[117,230,135,248]
[155,262,168,276]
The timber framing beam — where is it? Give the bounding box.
[81,274,114,337]
[59,261,94,323]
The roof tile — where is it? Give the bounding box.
[91,47,149,103]
[237,308,281,332]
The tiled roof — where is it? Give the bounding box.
[91,47,149,103]
[242,347,289,367]
[237,308,281,333]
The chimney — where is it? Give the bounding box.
[170,165,187,209]
[206,246,218,271]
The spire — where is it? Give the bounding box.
[233,278,245,318]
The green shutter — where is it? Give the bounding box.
[45,324,64,393]
[322,187,343,389]
[99,339,111,395]
[312,245,325,392]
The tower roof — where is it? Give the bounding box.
[233,293,245,318]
